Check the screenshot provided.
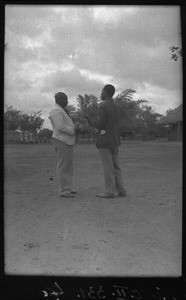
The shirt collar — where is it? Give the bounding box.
[55,103,64,111]
[55,103,70,117]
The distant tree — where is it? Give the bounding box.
[18,114,30,132]
[66,104,77,122]
[19,111,44,133]
[4,106,23,131]
[76,94,100,125]
[138,105,164,138]
[115,89,136,101]
[37,128,53,142]
[114,89,148,132]
[113,90,165,138]
[30,111,44,133]
[4,105,44,133]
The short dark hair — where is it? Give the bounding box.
[54,92,68,106]
[103,84,115,98]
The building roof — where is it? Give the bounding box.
[159,104,182,124]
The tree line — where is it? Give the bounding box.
[70,89,165,140]
[4,89,167,142]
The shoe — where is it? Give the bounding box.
[71,190,77,194]
[59,194,74,198]
[59,192,74,198]
[96,193,115,198]
[118,190,127,197]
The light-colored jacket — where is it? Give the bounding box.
[49,104,75,145]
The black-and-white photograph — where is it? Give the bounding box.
[4,5,182,277]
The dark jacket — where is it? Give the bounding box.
[94,99,121,150]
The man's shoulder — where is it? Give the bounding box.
[103,100,116,109]
[100,101,110,109]
[50,107,62,115]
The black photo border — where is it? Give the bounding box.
[1,0,185,299]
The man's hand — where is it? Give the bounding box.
[82,115,91,124]
[74,123,81,133]
[82,114,89,120]
[74,123,80,129]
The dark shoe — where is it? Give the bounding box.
[118,190,127,197]
[59,192,74,198]
[96,193,115,198]
[71,190,77,194]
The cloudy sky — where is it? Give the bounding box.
[5,5,182,129]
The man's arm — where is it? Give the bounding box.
[94,105,107,130]
[84,106,107,130]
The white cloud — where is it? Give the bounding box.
[4,5,182,128]
[40,67,104,98]
[133,84,182,114]
[79,69,114,86]
[93,6,137,26]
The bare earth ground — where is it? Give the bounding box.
[4,141,182,276]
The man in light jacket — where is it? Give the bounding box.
[49,92,76,197]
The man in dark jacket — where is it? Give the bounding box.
[85,84,126,198]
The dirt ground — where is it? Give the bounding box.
[4,141,182,276]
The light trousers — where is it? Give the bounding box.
[54,139,74,194]
[99,148,125,194]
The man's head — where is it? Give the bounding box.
[101,84,115,100]
[54,92,68,108]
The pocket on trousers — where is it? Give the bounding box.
[96,133,109,147]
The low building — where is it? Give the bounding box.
[159,104,182,141]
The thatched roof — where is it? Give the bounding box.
[159,104,182,124]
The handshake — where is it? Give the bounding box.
[74,114,97,129]
[82,114,91,123]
